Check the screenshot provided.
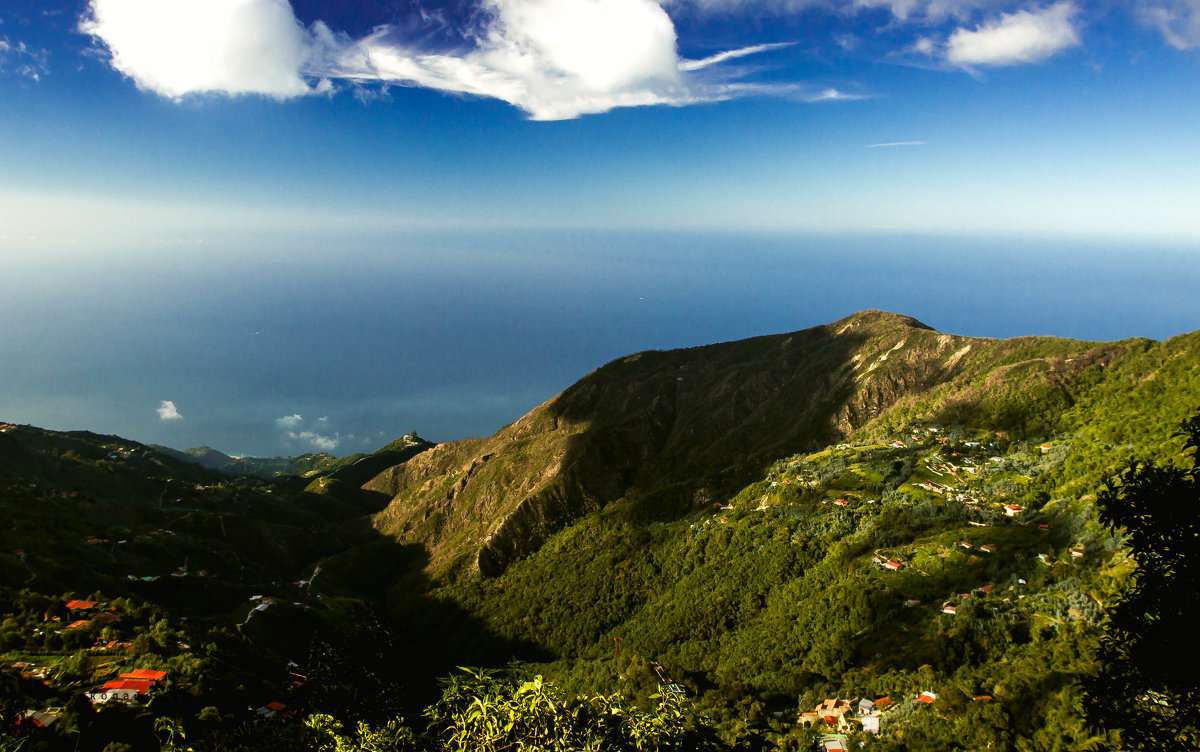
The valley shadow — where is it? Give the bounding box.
[305,533,552,714]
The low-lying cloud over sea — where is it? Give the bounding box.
[3,230,1197,456]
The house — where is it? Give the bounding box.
[800,699,854,729]
[256,701,288,718]
[1004,504,1023,517]
[958,541,974,549]
[65,600,98,611]
[119,669,167,685]
[818,734,850,751]
[980,544,997,553]
[862,715,881,734]
[884,560,905,571]
[87,679,154,704]
[942,603,957,615]
[22,710,59,729]
[833,499,849,506]
[1069,546,1085,558]
[916,691,937,704]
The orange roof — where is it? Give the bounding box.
[65,600,98,610]
[120,669,167,681]
[265,701,287,711]
[102,679,153,693]
[64,620,90,630]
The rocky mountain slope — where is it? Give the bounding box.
[364,310,1141,580]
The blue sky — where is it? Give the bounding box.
[2,1,1200,455]
[2,0,1199,239]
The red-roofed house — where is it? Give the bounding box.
[86,679,154,703]
[256,701,288,718]
[800,698,854,729]
[884,560,904,571]
[119,669,168,685]
[65,600,98,610]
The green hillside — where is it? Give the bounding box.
[2,312,1199,751]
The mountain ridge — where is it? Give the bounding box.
[364,310,1140,580]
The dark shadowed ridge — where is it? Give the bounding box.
[364,310,1126,580]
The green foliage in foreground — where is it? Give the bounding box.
[150,669,724,752]
[1085,417,1200,751]
[422,668,722,752]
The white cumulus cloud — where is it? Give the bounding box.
[945,2,1080,66]
[79,0,785,119]
[157,400,183,420]
[275,413,303,429]
[286,430,340,452]
[79,0,322,99]
[274,412,342,452]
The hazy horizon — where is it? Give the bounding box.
[4,229,1198,457]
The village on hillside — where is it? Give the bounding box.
[688,423,1104,745]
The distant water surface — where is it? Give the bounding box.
[3,230,1197,455]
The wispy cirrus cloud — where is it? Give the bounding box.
[677,41,794,71]
[0,37,50,81]
[78,0,789,120]
[803,87,870,101]
[868,140,927,147]
[1137,0,1200,49]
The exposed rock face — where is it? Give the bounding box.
[365,310,1127,580]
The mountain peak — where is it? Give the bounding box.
[365,311,1136,581]
[829,309,936,334]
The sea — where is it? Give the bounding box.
[3,230,1198,456]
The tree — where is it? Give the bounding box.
[1085,415,1200,750]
